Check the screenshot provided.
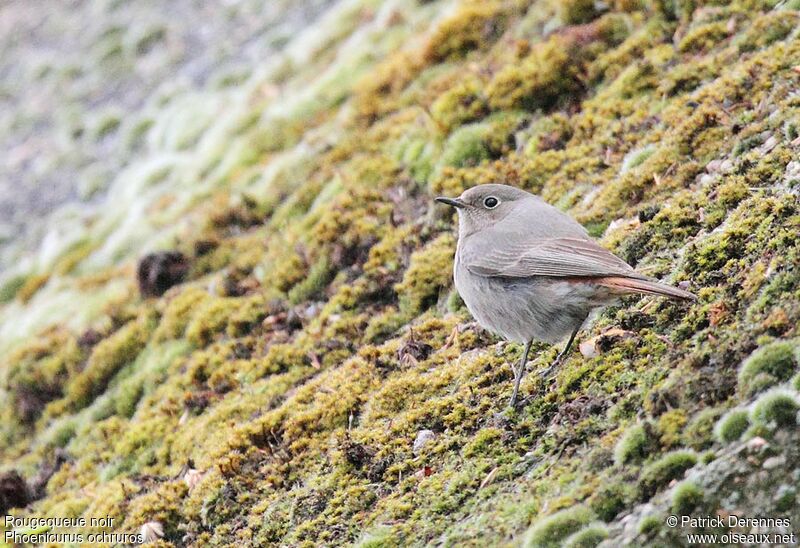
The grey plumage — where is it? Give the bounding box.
[436,183,695,407]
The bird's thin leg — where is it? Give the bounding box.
[540,324,582,379]
[509,340,533,408]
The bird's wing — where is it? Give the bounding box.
[462,235,645,280]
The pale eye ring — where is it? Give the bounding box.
[483,196,499,209]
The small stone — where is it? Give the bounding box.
[697,174,715,186]
[746,436,769,452]
[413,430,436,455]
[782,161,800,185]
[759,135,778,154]
[579,328,636,358]
[140,521,164,542]
[183,468,204,490]
[705,159,722,173]
[579,339,598,358]
[762,456,785,470]
[719,159,734,174]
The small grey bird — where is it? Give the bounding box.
[436,184,695,407]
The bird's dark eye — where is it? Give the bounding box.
[483,196,499,209]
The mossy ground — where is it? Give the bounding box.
[2,0,800,546]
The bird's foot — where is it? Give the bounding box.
[443,325,461,349]
[539,343,576,379]
[539,357,562,380]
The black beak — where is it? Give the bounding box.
[435,197,466,209]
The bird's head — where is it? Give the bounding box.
[435,184,532,236]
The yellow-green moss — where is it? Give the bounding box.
[394,233,455,315]
[422,2,508,63]
[64,312,156,410]
[656,409,687,448]
[185,296,241,347]
[677,21,730,53]
[487,37,580,111]
[733,11,798,53]
[16,273,50,304]
[430,75,489,132]
[155,286,211,341]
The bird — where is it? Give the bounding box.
[435,184,695,407]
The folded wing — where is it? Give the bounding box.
[463,235,645,280]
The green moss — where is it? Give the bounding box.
[107,340,191,419]
[16,273,49,303]
[563,522,608,548]
[356,525,399,547]
[436,113,522,172]
[463,427,503,457]
[671,481,704,516]
[131,24,166,55]
[155,287,211,341]
[438,123,492,169]
[620,144,656,174]
[445,289,465,313]
[92,111,122,141]
[614,422,656,465]
[637,514,661,536]
[638,451,697,500]
[738,340,799,395]
[0,272,27,303]
[393,133,439,185]
[364,307,408,343]
[588,483,628,522]
[750,390,799,428]
[524,505,596,548]
[682,407,723,450]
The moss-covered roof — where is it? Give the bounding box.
[2,0,800,545]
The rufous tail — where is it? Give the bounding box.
[596,276,696,301]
